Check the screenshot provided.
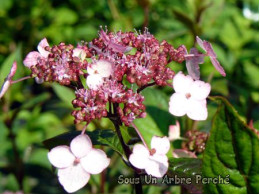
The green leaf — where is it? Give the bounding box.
[43,129,124,157]
[203,96,259,193]
[20,93,51,110]
[167,158,202,193]
[138,88,175,138]
[52,83,75,108]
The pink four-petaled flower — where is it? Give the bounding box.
[169,72,211,121]
[129,136,170,178]
[48,134,110,193]
[23,38,50,68]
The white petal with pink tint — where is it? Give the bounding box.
[8,61,17,79]
[81,148,110,174]
[0,80,10,99]
[70,134,92,158]
[37,38,50,58]
[173,72,193,93]
[48,146,75,168]
[190,80,211,100]
[73,48,86,61]
[169,93,188,117]
[129,144,150,169]
[151,136,170,155]
[86,75,104,90]
[187,99,207,121]
[168,121,181,141]
[145,154,168,177]
[58,164,90,193]
[23,51,41,68]
[88,60,112,78]
[0,61,17,99]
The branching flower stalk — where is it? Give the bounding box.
[0,27,226,193]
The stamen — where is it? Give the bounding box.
[149,148,156,155]
[186,93,191,99]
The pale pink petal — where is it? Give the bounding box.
[73,48,86,61]
[0,80,10,99]
[129,144,150,169]
[210,57,226,77]
[203,42,217,58]
[173,72,193,94]
[37,38,50,58]
[86,75,104,90]
[23,51,41,68]
[169,93,188,117]
[187,99,208,121]
[70,134,92,158]
[57,164,90,193]
[145,154,168,177]
[196,36,205,51]
[95,60,113,78]
[0,62,17,99]
[173,149,197,158]
[80,148,110,174]
[151,136,170,155]
[190,80,211,100]
[47,146,75,168]
[168,121,181,141]
[185,48,203,80]
[8,61,17,79]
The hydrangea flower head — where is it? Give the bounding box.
[129,136,170,177]
[48,134,110,193]
[169,71,211,121]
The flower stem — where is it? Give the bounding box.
[131,122,149,150]
[11,76,31,84]
[112,120,131,158]
[111,104,143,194]
[137,82,156,93]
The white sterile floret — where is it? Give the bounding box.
[169,72,211,121]
[72,48,86,62]
[48,134,110,193]
[23,38,50,68]
[129,136,170,178]
[86,60,113,90]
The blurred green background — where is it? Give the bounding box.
[0,0,258,193]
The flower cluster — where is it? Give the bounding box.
[22,28,188,126]
[0,27,228,194]
[23,38,88,85]
[182,130,209,154]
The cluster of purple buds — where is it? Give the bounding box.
[182,130,209,154]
